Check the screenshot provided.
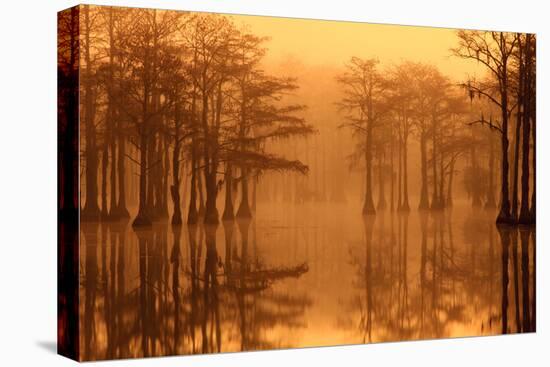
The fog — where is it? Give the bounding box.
[57,5,536,360]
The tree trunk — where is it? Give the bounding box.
[401,131,410,211]
[530,108,536,222]
[222,164,235,220]
[237,168,252,218]
[363,122,376,215]
[519,34,533,225]
[447,158,455,208]
[108,130,117,219]
[390,130,395,211]
[171,107,182,225]
[204,81,223,225]
[204,171,219,224]
[418,132,429,210]
[187,150,199,224]
[511,111,521,219]
[160,137,170,219]
[496,61,513,224]
[132,132,151,226]
[252,176,257,212]
[471,144,481,208]
[81,6,100,221]
[486,134,497,209]
[439,151,446,208]
[197,162,206,219]
[100,143,109,218]
[431,117,439,209]
[153,135,164,219]
[397,133,402,210]
[376,154,386,210]
[106,12,117,221]
[146,133,157,220]
[188,89,199,224]
[115,125,129,218]
[511,36,523,221]
[531,230,536,329]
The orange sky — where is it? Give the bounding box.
[229,13,484,80]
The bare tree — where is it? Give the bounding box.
[453,30,518,224]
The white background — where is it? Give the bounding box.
[0,0,547,365]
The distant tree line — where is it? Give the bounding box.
[337,30,535,226]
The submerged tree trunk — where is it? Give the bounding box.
[497,226,510,333]
[511,228,521,332]
[520,227,531,329]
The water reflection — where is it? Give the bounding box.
[80,214,311,360]
[79,204,535,360]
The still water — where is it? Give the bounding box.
[79,202,535,360]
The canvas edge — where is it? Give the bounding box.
[57,4,81,362]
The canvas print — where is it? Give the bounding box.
[58,4,536,362]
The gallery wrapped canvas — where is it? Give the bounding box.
[58,4,536,362]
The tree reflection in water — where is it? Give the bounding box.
[80,216,310,360]
[343,207,535,343]
[79,204,535,360]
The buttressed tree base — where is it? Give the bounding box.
[58,4,536,362]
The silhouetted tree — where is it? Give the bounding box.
[453,30,518,224]
[337,58,388,215]
[227,30,315,219]
[80,5,101,221]
[117,9,181,226]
